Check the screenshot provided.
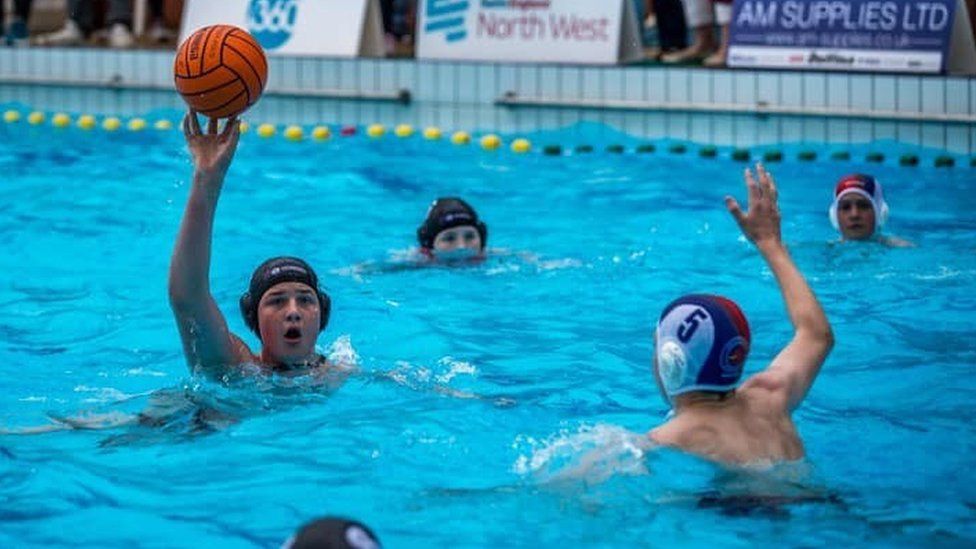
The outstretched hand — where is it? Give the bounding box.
[183,111,240,181]
[725,163,782,247]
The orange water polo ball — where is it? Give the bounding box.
[174,25,268,119]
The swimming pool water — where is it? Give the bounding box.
[1,115,975,547]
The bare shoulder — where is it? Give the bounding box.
[228,333,259,366]
[739,372,790,411]
[881,235,916,248]
[648,423,672,446]
[650,416,718,450]
[230,334,258,362]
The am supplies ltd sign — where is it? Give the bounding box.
[727,0,976,74]
[417,0,642,64]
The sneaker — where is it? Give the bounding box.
[33,19,83,46]
[147,20,174,44]
[703,49,728,68]
[660,41,714,64]
[108,23,134,48]
[6,19,29,47]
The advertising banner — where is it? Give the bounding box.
[727,0,965,73]
[417,0,643,64]
[179,0,384,57]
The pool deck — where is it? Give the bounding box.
[1,48,975,155]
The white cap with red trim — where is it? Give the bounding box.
[829,174,890,235]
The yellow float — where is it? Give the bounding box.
[52,113,71,128]
[77,115,96,130]
[312,126,331,141]
[480,134,501,151]
[511,138,531,154]
[367,124,386,138]
[394,124,414,138]
[284,125,304,141]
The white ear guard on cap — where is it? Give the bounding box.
[654,302,717,404]
[655,337,689,405]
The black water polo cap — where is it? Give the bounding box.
[239,256,331,335]
[416,197,488,250]
[284,517,381,549]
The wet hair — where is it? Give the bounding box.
[238,256,331,336]
[283,517,381,549]
[416,197,488,250]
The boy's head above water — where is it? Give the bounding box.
[239,257,331,363]
[653,294,751,407]
[829,174,889,240]
[417,197,488,259]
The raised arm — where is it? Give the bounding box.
[725,164,834,411]
[169,112,251,375]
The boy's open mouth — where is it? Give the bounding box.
[284,327,302,341]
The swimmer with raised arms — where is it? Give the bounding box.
[649,164,834,466]
[169,112,333,376]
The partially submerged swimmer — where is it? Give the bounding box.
[235,257,333,369]
[284,516,382,549]
[417,197,488,262]
[830,174,914,247]
[332,198,491,276]
[649,164,834,466]
[169,112,336,378]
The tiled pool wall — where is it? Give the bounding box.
[1,48,975,154]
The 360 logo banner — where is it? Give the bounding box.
[180,0,383,57]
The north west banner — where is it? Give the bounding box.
[417,0,642,64]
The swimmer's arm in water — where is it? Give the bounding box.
[879,235,916,248]
[0,411,140,435]
[725,164,834,412]
[169,112,252,376]
[536,432,654,485]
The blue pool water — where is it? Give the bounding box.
[1,114,975,547]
